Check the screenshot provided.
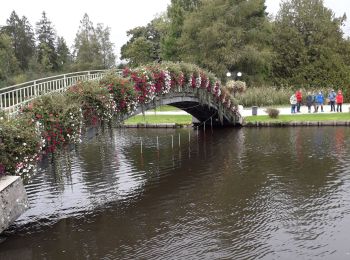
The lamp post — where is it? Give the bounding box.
[226,71,242,81]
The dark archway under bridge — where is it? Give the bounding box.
[126,93,242,127]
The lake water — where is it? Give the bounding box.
[1,127,350,259]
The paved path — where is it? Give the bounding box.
[140,104,350,117]
[239,104,350,117]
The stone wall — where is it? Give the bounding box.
[0,176,28,233]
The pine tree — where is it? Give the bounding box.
[2,11,35,70]
[35,11,58,71]
[56,36,71,71]
[73,13,103,70]
[95,24,115,68]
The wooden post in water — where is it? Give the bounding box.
[140,137,143,154]
[188,131,191,142]
[178,133,181,147]
[171,135,174,149]
[157,136,159,150]
[197,126,199,136]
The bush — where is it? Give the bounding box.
[21,94,83,153]
[67,80,116,125]
[265,108,280,118]
[225,80,247,97]
[0,116,43,175]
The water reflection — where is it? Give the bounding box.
[1,127,350,259]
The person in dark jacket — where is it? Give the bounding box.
[306,92,313,113]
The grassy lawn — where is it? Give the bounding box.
[124,114,192,125]
[245,113,350,122]
[147,105,180,112]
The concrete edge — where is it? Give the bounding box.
[0,176,28,234]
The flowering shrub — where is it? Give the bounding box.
[0,116,43,175]
[225,80,247,97]
[100,73,137,115]
[67,81,116,126]
[22,94,83,153]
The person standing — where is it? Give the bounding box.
[306,92,313,113]
[336,90,344,112]
[316,91,324,112]
[295,89,302,112]
[312,92,317,112]
[290,93,297,114]
[328,89,336,112]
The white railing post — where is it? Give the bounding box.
[34,81,37,97]
[63,75,67,90]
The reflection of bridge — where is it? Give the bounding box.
[0,70,242,126]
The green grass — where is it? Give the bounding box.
[147,105,181,112]
[245,113,350,123]
[124,114,192,125]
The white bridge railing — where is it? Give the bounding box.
[0,70,109,117]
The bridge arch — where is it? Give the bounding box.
[129,93,241,126]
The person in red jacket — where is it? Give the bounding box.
[336,90,344,112]
[295,89,302,112]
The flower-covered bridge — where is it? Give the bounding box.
[107,64,242,126]
[0,62,241,176]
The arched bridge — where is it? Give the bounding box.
[0,67,242,126]
[130,93,242,126]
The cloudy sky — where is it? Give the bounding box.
[1,0,349,60]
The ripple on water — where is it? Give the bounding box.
[3,127,350,260]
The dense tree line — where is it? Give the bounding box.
[2,0,350,91]
[0,11,115,88]
[121,0,350,90]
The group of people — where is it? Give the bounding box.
[290,89,344,114]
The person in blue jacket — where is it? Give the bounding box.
[315,91,324,112]
[328,89,336,112]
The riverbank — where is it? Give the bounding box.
[239,104,350,117]
[124,108,350,128]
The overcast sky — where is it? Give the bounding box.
[1,0,349,60]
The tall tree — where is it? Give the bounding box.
[2,11,35,70]
[36,11,58,71]
[56,36,71,71]
[161,0,201,61]
[121,17,164,66]
[95,23,116,68]
[178,0,273,84]
[272,0,350,88]
[0,32,19,85]
[73,13,103,70]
